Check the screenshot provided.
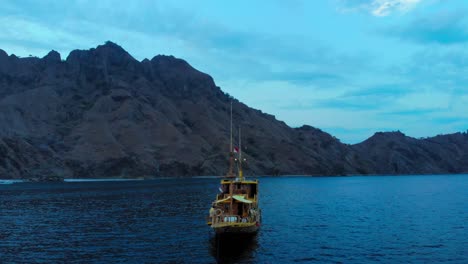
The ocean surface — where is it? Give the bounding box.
[0,175,467,263]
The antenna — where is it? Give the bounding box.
[230,101,233,152]
[239,126,243,180]
[239,127,241,162]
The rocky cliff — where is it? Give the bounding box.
[0,42,467,179]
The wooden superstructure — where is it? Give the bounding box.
[207,178,261,234]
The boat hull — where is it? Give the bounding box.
[213,222,259,234]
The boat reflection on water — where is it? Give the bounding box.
[209,234,258,264]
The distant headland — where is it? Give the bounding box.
[0,41,467,180]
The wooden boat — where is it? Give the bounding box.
[207,103,261,234]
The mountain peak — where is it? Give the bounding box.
[96,41,127,53]
[43,50,61,63]
[151,54,190,67]
[359,130,409,145]
[373,131,406,138]
[93,41,133,61]
[149,54,211,85]
[297,125,318,131]
[66,41,136,66]
[0,49,7,58]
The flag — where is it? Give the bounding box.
[233,147,239,153]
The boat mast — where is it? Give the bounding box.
[230,101,233,153]
[238,126,243,180]
[227,101,234,178]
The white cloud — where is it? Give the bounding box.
[371,0,422,16]
[339,0,422,17]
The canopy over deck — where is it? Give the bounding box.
[215,195,253,204]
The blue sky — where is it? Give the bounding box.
[1,0,467,143]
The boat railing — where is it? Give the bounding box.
[222,215,239,223]
[210,214,238,225]
[217,193,255,200]
[210,212,259,225]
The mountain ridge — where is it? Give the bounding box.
[0,41,467,179]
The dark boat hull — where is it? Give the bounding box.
[213,222,259,234]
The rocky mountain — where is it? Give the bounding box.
[0,42,467,179]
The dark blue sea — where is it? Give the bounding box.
[1,175,467,263]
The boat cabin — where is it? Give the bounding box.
[219,179,258,199]
[209,179,259,226]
